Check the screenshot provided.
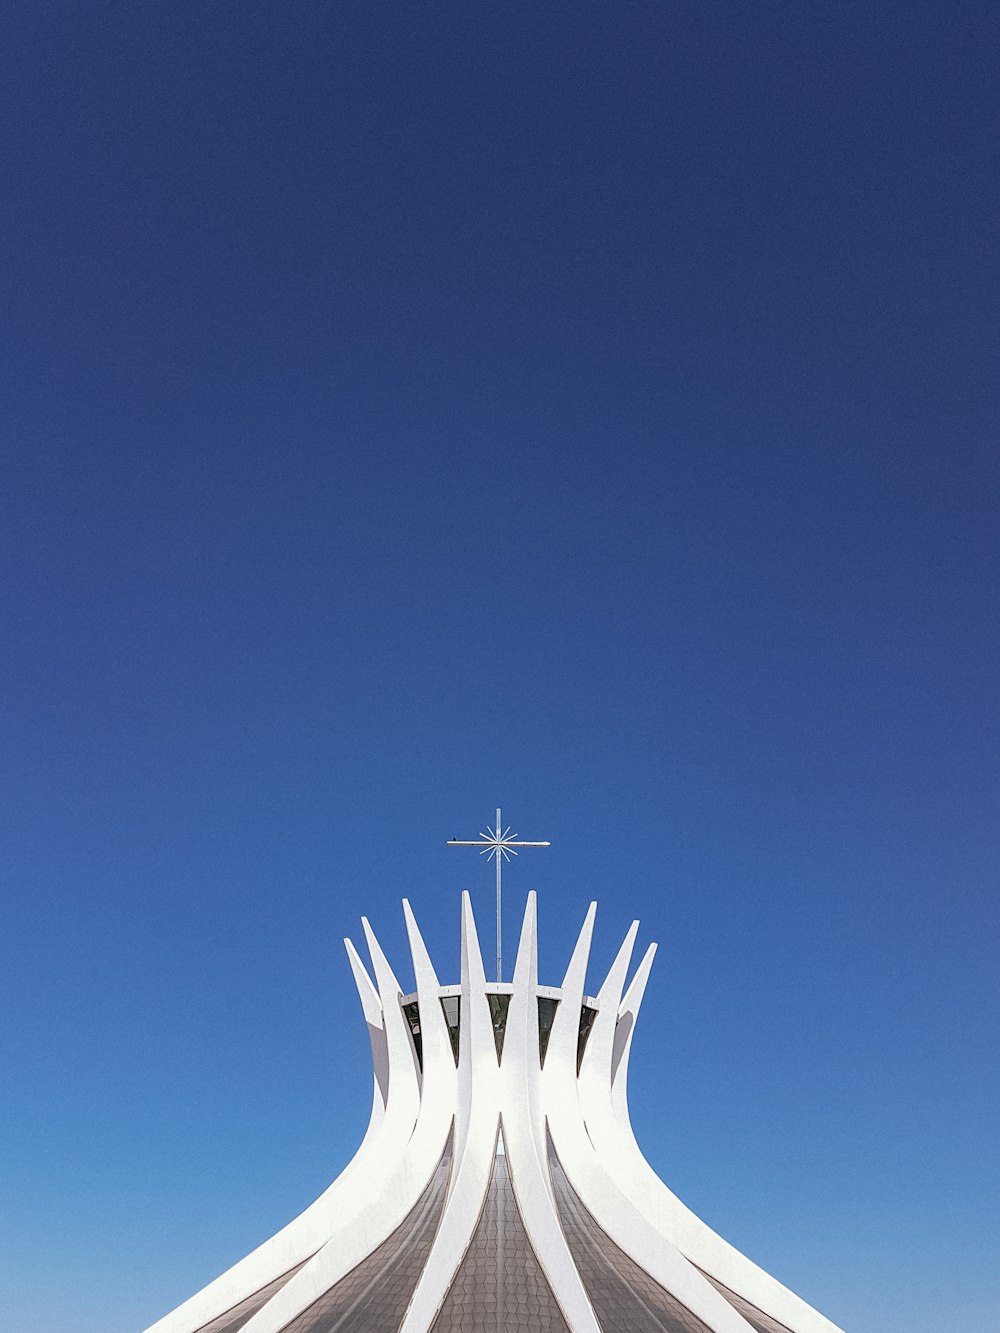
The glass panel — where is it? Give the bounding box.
[536,996,559,1067]
[439,995,461,1065]
[577,1004,597,1073]
[402,1000,423,1071]
[698,1272,796,1333]
[549,1134,714,1333]
[192,1261,309,1333]
[487,993,510,1061]
[281,1135,453,1332]
[431,1145,569,1332]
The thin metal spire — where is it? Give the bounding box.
[447,808,550,982]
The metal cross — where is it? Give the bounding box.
[447,809,550,982]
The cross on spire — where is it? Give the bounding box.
[447,809,550,982]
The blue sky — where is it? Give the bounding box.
[1,3,997,1331]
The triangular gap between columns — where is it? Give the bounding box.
[429,1118,569,1333]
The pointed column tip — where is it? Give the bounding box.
[360,916,378,955]
[345,935,371,967]
[401,897,420,933]
[593,918,642,1005]
[513,891,539,969]
[361,915,385,948]
[403,898,442,978]
[626,940,658,994]
[624,920,641,954]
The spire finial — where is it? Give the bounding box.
[447,808,550,982]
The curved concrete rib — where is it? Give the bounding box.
[402,897,456,1100]
[580,928,847,1333]
[502,893,602,1333]
[238,910,457,1333]
[146,891,852,1333]
[547,914,759,1333]
[142,940,398,1333]
[346,937,391,1148]
[610,940,655,1126]
[398,893,499,1333]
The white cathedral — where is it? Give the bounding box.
[143,830,847,1333]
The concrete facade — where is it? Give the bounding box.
[142,894,846,1333]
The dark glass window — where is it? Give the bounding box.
[402,1000,422,1071]
[439,995,461,1065]
[537,996,560,1067]
[487,993,511,1061]
[549,1133,715,1333]
[426,994,597,1072]
[577,1004,597,1073]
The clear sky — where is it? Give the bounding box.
[1,4,997,1331]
